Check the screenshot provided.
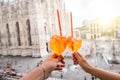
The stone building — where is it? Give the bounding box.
[89,19,101,39]
[99,16,120,38]
[0,0,70,57]
[79,17,120,40]
[79,19,101,40]
[110,16,120,38]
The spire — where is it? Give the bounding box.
[18,0,21,9]
[8,0,10,5]
[0,0,1,10]
[0,0,2,16]
[2,0,4,6]
[8,0,11,13]
[2,0,4,4]
[0,0,1,6]
[6,0,11,20]
[14,0,17,9]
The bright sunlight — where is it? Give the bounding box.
[64,0,120,27]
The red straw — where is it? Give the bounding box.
[57,9,62,36]
[70,12,73,37]
[70,12,74,51]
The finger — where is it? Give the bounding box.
[72,54,78,61]
[55,67,63,70]
[61,58,65,64]
[77,52,83,58]
[57,64,65,67]
[59,55,65,64]
[72,57,79,64]
[55,64,65,70]
[74,61,78,65]
[72,53,79,63]
[72,54,77,60]
[58,55,65,63]
[58,55,64,61]
[73,52,81,59]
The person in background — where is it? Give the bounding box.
[72,52,120,80]
[20,54,65,80]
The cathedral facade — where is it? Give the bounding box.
[0,0,70,57]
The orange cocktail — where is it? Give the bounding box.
[67,12,82,52]
[50,35,66,55]
[67,36,82,52]
[49,10,67,55]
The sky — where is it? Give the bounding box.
[64,0,120,28]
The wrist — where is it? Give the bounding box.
[40,65,46,79]
[78,61,93,73]
[85,65,94,73]
[41,63,50,79]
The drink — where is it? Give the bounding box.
[67,36,82,52]
[50,35,67,55]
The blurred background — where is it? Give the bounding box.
[0,0,120,80]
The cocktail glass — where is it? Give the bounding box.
[67,36,82,52]
[50,35,66,55]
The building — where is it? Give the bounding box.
[0,0,69,57]
[111,16,120,38]
[78,26,89,39]
[79,19,101,40]
[100,16,120,39]
[79,17,120,40]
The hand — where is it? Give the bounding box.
[41,54,65,78]
[72,52,92,72]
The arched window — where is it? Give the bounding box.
[26,19,32,46]
[16,22,21,46]
[44,25,49,52]
[6,23,11,46]
[94,34,96,39]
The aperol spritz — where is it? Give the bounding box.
[67,36,82,52]
[67,12,82,52]
[50,35,67,55]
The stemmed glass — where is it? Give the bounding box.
[50,10,67,55]
[67,12,82,53]
[66,12,82,76]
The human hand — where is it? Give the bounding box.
[41,54,65,78]
[72,52,92,72]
